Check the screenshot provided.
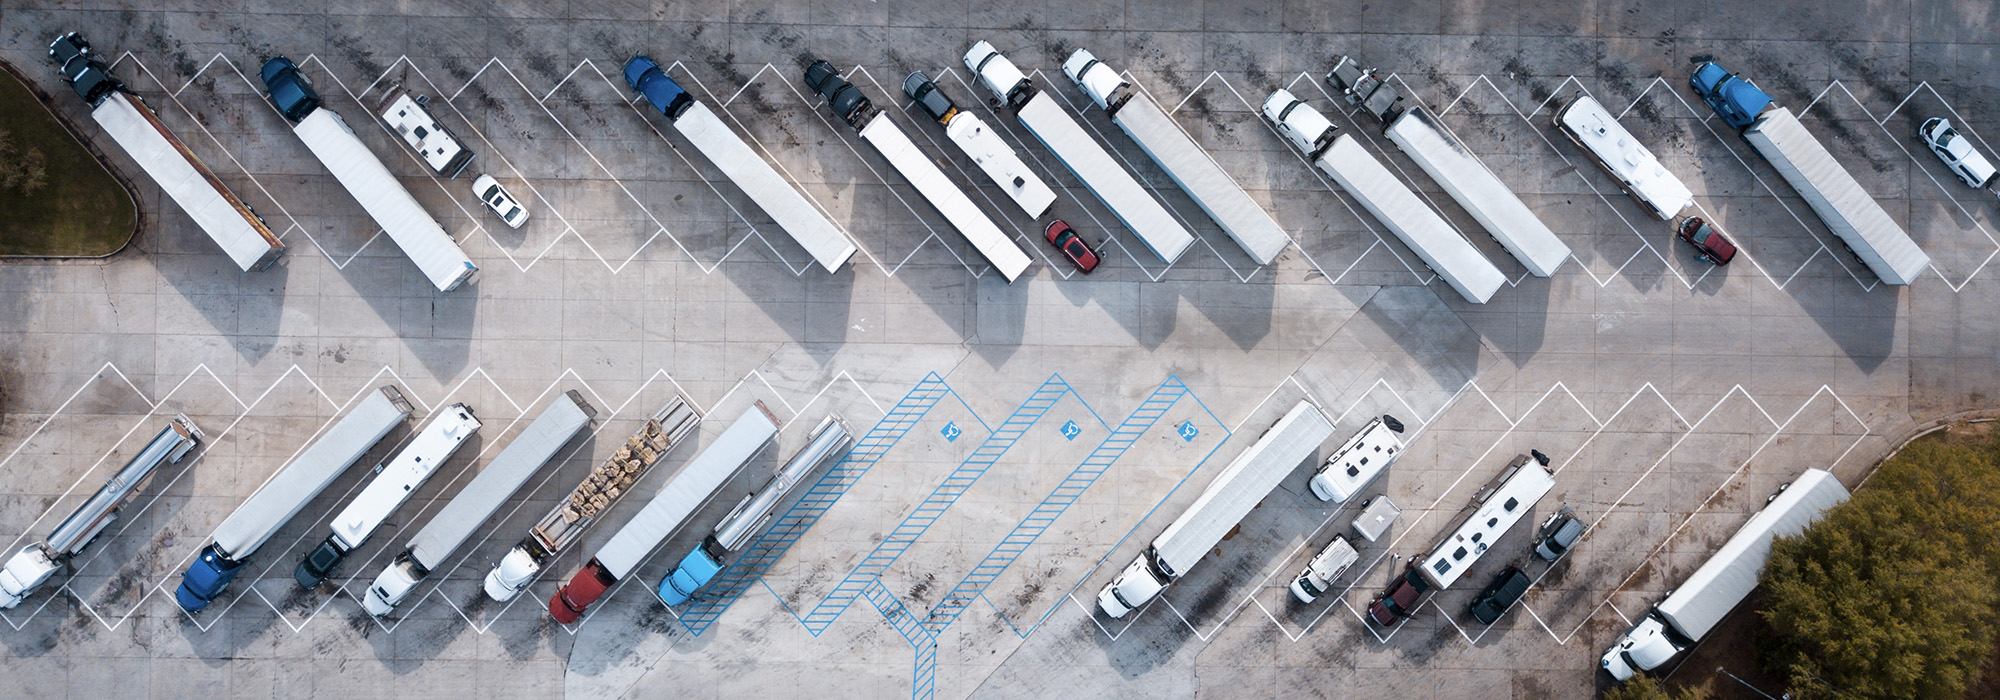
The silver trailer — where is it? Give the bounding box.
[0,415,203,608]
[1064,49,1290,265]
[1384,107,1572,277]
[964,41,1195,264]
[363,391,594,615]
[859,115,1033,281]
[1744,107,1930,285]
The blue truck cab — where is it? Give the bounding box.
[1689,61,1772,130]
[259,56,322,124]
[622,55,694,121]
[174,544,245,612]
[657,540,726,605]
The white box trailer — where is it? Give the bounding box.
[1385,108,1572,277]
[675,101,859,273]
[1097,400,1334,618]
[481,396,701,602]
[859,116,1033,281]
[1554,95,1694,221]
[291,403,481,588]
[548,403,779,622]
[964,42,1195,265]
[88,90,287,271]
[1744,107,1930,285]
[362,391,594,615]
[1321,135,1506,303]
[174,386,412,612]
[1417,455,1555,589]
[1064,50,1290,266]
[0,415,202,608]
[1602,468,1849,680]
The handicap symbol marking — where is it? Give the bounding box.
[1177,421,1198,442]
[1060,420,1081,441]
[941,422,961,442]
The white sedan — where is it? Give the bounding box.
[1920,118,1998,189]
[471,174,529,228]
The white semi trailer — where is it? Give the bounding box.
[1554,95,1695,221]
[1063,49,1291,266]
[362,391,595,615]
[481,396,702,602]
[173,386,413,612]
[548,404,780,623]
[1097,400,1334,618]
[291,404,481,588]
[49,34,285,271]
[0,415,203,608]
[803,60,1031,282]
[1263,90,1506,303]
[964,41,1196,264]
[259,57,478,292]
[1745,107,1930,285]
[1602,468,1849,681]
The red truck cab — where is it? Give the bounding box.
[550,560,616,623]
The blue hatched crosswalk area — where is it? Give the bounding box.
[863,579,938,700]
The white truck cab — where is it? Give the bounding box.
[1096,556,1169,618]
[1289,535,1360,603]
[483,548,542,601]
[1060,49,1131,113]
[1262,89,1339,160]
[963,41,1032,109]
[1601,614,1681,681]
[363,559,421,615]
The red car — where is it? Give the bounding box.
[549,561,616,623]
[1676,216,1737,266]
[1367,570,1431,626]
[1045,220,1099,273]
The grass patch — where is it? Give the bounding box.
[0,64,135,257]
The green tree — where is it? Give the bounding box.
[1601,674,1706,700]
[0,127,48,194]
[1759,432,2000,699]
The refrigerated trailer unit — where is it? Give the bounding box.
[1554,95,1694,220]
[549,404,780,623]
[1744,107,1930,285]
[964,41,1196,265]
[0,415,203,608]
[259,57,478,292]
[623,56,857,273]
[174,386,413,612]
[801,60,1031,281]
[1417,455,1555,590]
[49,35,284,271]
[291,404,481,588]
[482,396,701,602]
[657,415,853,604]
[1097,400,1334,618]
[362,391,594,615]
[1383,107,1572,277]
[1064,49,1291,265]
[1602,468,1849,681]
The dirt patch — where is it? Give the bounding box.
[1664,588,1787,699]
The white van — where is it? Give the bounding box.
[1290,535,1359,603]
[1351,496,1402,543]
[1309,416,1406,503]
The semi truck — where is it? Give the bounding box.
[1602,468,1849,681]
[482,396,701,602]
[1688,61,1930,285]
[48,33,285,271]
[623,56,858,274]
[377,87,474,178]
[1326,57,1572,277]
[963,41,1196,265]
[0,415,203,608]
[903,72,1057,220]
[259,57,478,292]
[361,391,594,615]
[1063,49,1291,266]
[1263,89,1506,303]
[1097,400,1334,618]
[549,404,780,623]
[1417,454,1555,590]
[1554,94,1695,221]
[292,404,481,588]
[1306,415,1406,503]
[174,386,413,612]
[801,60,1031,282]
[657,415,852,605]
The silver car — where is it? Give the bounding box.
[1920,118,1998,189]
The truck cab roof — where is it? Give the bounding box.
[1688,61,1772,130]
[803,60,874,128]
[623,55,694,121]
[963,41,1032,110]
[259,57,322,123]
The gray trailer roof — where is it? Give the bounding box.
[93,93,284,271]
[673,101,857,273]
[293,108,477,291]
[210,387,411,558]
[1109,90,1290,265]
[405,391,593,569]
[859,115,1032,281]
[594,403,780,578]
[1656,468,1848,640]
[1151,400,1333,576]
[1015,92,1194,264]
[1386,108,1571,277]
[1745,107,1930,285]
[1316,135,1506,303]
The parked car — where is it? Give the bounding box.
[1468,565,1531,624]
[1533,507,1586,561]
[1676,216,1737,266]
[1920,118,1999,189]
[472,174,529,229]
[1367,570,1430,626]
[901,72,958,126]
[1045,220,1099,273]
